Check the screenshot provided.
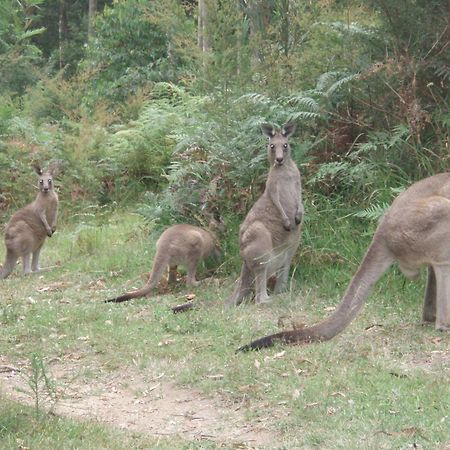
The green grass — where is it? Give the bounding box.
[0,399,184,449]
[1,209,449,449]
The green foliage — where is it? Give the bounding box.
[18,354,57,418]
[0,0,44,96]
[81,0,187,104]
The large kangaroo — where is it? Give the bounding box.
[105,224,221,303]
[0,162,59,279]
[238,173,450,351]
[227,123,303,306]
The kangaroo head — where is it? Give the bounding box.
[33,161,60,194]
[261,123,296,167]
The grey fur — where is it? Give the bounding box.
[106,224,220,303]
[228,123,303,305]
[238,173,450,351]
[0,162,60,279]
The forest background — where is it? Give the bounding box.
[1,0,448,248]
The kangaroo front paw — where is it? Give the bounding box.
[282,218,291,231]
[295,214,302,225]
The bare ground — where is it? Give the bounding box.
[0,355,278,449]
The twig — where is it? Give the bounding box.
[0,365,21,373]
[172,300,195,314]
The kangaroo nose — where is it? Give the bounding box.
[276,157,284,163]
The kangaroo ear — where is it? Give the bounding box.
[32,163,43,175]
[281,123,296,138]
[261,123,276,138]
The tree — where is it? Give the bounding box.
[88,0,97,40]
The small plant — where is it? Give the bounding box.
[18,354,57,418]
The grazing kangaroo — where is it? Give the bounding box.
[105,224,221,303]
[0,162,59,279]
[227,123,303,306]
[238,173,450,351]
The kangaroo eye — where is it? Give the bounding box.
[270,144,275,150]
[48,179,52,183]
[283,143,288,148]
[39,180,44,184]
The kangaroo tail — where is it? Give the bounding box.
[237,239,394,352]
[105,253,167,304]
[104,285,153,303]
[0,251,18,280]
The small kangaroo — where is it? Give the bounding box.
[0,162,59,279]
[105,223,221,303]
[238,173,450,351]
[227,123,303,306]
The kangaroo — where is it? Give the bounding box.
[0,162,60,279]
[238,173,450,351]
[105,223,221,303]
[227,123,303,306]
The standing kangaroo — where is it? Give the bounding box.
[238,173,450,351]
[105,224,221,303]
[227,123,303,306]
[0,162,59,279]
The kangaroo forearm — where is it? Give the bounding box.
[269,190,289,221]
[39,212,52,234]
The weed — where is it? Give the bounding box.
[17,354,57,418]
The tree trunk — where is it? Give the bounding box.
[88,0,97,41]
[280,0,289,57]
[198,0,210,52]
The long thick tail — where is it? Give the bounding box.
[105,254,167,304]
[0,250,18,280]
[104,284,154,303]
[237,239,394,352]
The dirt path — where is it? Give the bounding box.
[0,356,277,449]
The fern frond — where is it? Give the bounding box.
[353,203,390,221]
[326,73,359,96]
[286,95,320,112]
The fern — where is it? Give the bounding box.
[353,203,390,221]
[326,73,359,97]
[286,94,320,112]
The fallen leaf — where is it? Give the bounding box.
[304,402,319,408]
[207,374,224,379]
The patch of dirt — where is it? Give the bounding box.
[400,349,450,373]
[0,356,277,449]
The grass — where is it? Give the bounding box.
[0,398,183,449]
[1,207,449,449]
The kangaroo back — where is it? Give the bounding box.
[105,224,219,303]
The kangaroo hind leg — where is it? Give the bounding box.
[22,253,32,275]
[227,264,253,306]
[168,265,178,284]
[186,258,200,286]
[422,266,437,323]
[31,244,44,272]
[433,265,450,331]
